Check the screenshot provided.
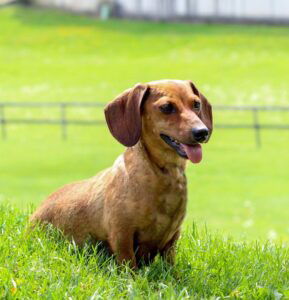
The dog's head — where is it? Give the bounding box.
[105,80,213,164]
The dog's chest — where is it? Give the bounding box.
[138,169,187,247]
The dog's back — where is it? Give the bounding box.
[30,169,111,245]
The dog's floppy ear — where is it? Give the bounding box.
[199,92,213,133]
[104,84,149,147]
[188,80,213,133]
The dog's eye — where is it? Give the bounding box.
[159,103,176,114]
[193,101,201,111]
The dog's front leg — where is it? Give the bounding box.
[160,230,180,265]
[109,229,137,269]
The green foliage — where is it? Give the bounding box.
[0,204,288,299]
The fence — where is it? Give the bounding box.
[0,102,288,147]
[213,105,289,148]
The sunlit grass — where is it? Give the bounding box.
[0,5,288,105]
[0,204,288,299]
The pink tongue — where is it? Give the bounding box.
[182,144,203,164]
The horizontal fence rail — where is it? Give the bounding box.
[213,105,289,147]
[0,102,288,147]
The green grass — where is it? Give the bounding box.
[1,204,289,299]
[0,5,289,104]
[0,5,289,298]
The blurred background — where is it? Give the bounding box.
[0,0,288,241]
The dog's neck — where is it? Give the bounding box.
[130,137,187,174]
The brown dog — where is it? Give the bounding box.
[30,80,213,268]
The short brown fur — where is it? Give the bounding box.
[30,80,213,268]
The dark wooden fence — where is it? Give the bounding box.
[213,105,289,147]
[0,102,288,147]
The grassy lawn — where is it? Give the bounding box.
[1,205,288,299]
[0,5,289,105]
[0,5,289,298]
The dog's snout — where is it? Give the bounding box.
[192,127,209,142]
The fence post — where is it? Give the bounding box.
[252,108,261,148]
[136,0,142,17]
[186,0,190,15]
[188,0,198,17]
[60,103,67,140]
[0,104,6,140]
[214,0,219,16]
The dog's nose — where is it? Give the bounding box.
[192,127,209,142]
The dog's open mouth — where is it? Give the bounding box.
[160,134,203,164]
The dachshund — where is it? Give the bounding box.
[30,80,213,268]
